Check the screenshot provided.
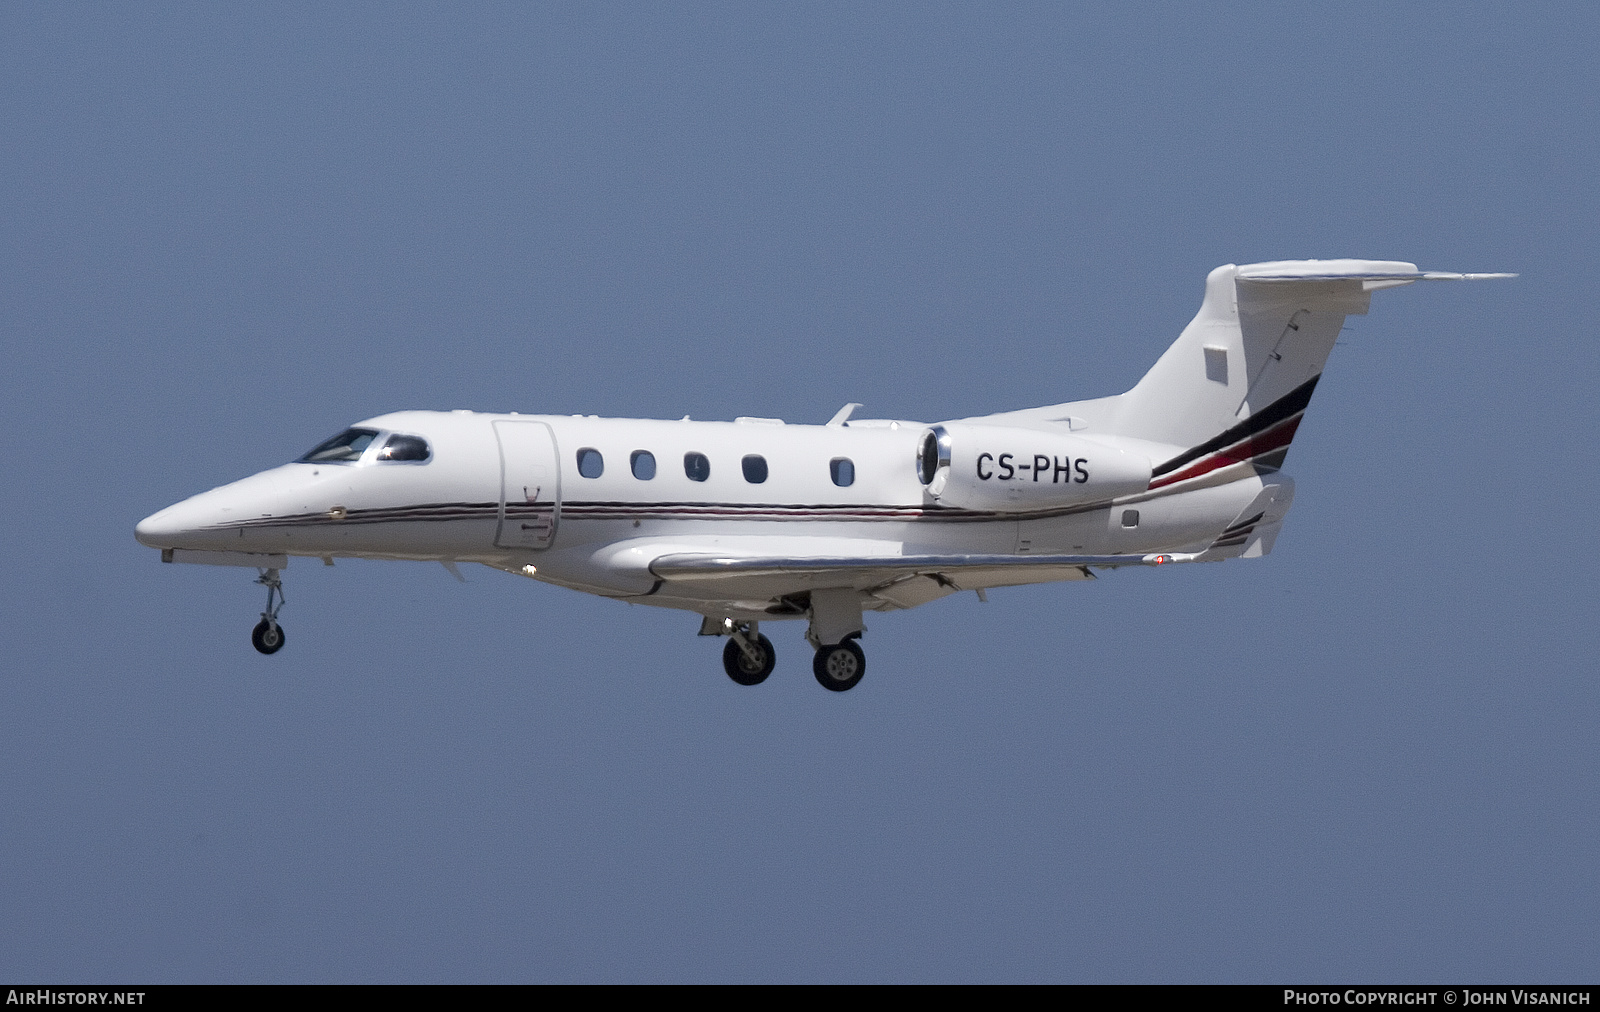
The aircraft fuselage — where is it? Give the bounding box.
[136,408,1282,620]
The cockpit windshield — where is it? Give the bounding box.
[299,428,379,463]
[377,434,430,462]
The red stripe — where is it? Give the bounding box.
[1147,414,1303,490]
[561,508,925,519]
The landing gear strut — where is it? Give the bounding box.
[715,618,776,685]
[251,568,286,655]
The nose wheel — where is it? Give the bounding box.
[251,568,286,655]
[252,618,285,654]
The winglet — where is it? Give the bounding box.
[827,403,863,427]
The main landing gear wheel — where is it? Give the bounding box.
[813,640,866,692]
[723,634,776,686]
[252,619,285,655]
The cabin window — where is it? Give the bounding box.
[830,457,855,487]
[377,434,430,462]
[630,450,656,480]
[684,452,710,482]
[576,447,604,478]
[1121,509,1140,528]
[741,454,768,484]
[299,428,379,463]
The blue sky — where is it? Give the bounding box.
[3,3,1596,982]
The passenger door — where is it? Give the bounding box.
[493,420,560,549]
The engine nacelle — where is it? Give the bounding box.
[916,423,1152,512]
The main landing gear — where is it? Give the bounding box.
[704,600,868,692]
[805,588,866,692]
[812,638,866,692]
[717,619,776,685]
[251,568,286,655]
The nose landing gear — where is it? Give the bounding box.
[251,568,286,655]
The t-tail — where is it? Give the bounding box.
[1099,259,1513,489]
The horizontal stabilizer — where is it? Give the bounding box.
[1237,260,1515,284]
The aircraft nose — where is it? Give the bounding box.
[135,502,203,548]
[136,464,318,551]
[135,491,240,550]
[134,509,172,547]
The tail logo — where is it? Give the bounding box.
[1149,375,1320,490]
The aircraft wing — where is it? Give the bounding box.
[651,551,1171,580]
[648,550,1189,610]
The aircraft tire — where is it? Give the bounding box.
[722,634,775,685]
[812,640,865,692]
[251,619,285,655]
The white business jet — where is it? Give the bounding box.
[136,259,1510,690]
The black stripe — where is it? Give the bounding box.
[1252,447,1290,471]
[1221,511,1265,536]
[1151,374,1321,478]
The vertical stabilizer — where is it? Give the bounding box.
[972,260,1510,488]
[1111,262,1396,452]
[1105,259,1512,488]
